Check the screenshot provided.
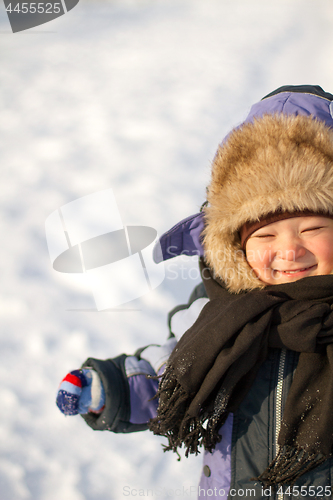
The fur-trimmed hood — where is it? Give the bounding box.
[156,86,333,293]
[204,87,333,292]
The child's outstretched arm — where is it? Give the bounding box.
[55,342,177,433]
[56,283,209,433]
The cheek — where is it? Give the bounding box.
[246,246,272,271]
[308,239,333,272]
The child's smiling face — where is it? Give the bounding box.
[245,216,333,285]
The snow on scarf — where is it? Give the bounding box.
[148,260,333,486]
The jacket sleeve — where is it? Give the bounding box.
[80,282,209,434]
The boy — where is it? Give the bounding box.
[57,85,333,499]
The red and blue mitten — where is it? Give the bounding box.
[56,369,105,415]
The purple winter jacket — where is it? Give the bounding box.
[81,86,333,500]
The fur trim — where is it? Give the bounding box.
[203,114,333,293]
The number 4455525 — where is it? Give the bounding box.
[5,3,61,14]
[276,485,331,497]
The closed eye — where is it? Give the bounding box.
[301,226,326,233]
[254,233,274,238]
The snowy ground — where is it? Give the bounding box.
[1,0,333,499]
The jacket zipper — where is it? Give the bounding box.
[275,349,286,500]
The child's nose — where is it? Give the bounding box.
[276,239,306,261]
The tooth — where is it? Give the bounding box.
[283,269,303,273]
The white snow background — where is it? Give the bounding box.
[1,0,333,499]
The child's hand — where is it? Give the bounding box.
[56,369,105,415]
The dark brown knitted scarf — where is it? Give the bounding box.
[148,260,333,486]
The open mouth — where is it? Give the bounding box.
[276,265,317,275]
